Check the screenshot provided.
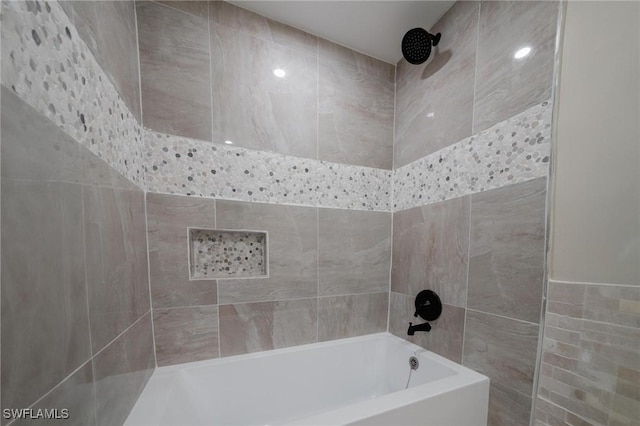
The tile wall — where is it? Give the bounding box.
[147,193,391,366]
[1,88,154,425]
[137,0,395,169]
[388,2,559,425]
[1,1,154,424]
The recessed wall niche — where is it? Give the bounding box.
[188,228,268,279]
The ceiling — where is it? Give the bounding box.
[228,1,455,64]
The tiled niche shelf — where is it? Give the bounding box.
[188,228,268,279]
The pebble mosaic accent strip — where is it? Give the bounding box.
[144,130,392,211]
[189,229,267,279]
[1,0,144,187]
[393,101,552,211]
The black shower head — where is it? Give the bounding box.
[401,28,441,65]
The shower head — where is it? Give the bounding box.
[401,28,441,65]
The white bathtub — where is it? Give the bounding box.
[125,333,489,426]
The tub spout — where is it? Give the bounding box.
[407,322,431,335]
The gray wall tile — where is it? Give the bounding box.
[146,193,218,309]
[93,314,155,426]
[391,197,469,307]
[394,1,478,168]
[154,0,208,17]
[154,306,219,366]
[463,310,539,397]
[318,40,394,169]
[1,180,90,413]
[318,209,391,296]
[137,0,212,140]
[210,23,318,157]
[209,1,318,56]
[468,178,546,323]
[1,88,83,183]
[12,362,97,426]
[473,1,558,133]
[84,186,150,353]
[216,200,318,303]
[389,292,465,363]
[219,298,317,357]
[488,382,532,426]
[317,293,388,342]
[60,0,142,121]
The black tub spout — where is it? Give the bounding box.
[407,321,431,335]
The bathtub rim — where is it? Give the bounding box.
[132,332,489,426]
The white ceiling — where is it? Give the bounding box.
[229,1,455,64]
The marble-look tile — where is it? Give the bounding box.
[488,382,533,426]
[84,186,150,353]
[92,1,141,122]
[216,200,318,303]
[538,282,640,426]
[1,87,82,183]
[393,100,552,211]
[93,314,155,426]
[1,180,90,414]
[389,293,465,363]
[2,0,145,187]
[81,147,139,191]
[137,0,212,141]
[12,361,96,426]
[319,39,394,83]
[209,1,318,56]
[391,197,469,307]
[394,1,479,168]
[318,209,391,296]
[219,299,317,357]
[468,178,546,323]
[210,23,317,158]
[60,0,142,121]
[318,40,394,169]
[154,0,209,17]
[463,310,539,396]
[146,193,218,308]
[473,1,558,133]
[317,293,389,342]
[154,306,219,366]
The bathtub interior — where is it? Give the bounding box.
[125,334,470,426]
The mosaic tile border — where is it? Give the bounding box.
[189,228,267,279]
[1,0,144,187]
[144,130,392,212]
[393,101,552,211]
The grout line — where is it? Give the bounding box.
[212,291,390,308]
[470,1,481,134]
[133,0,144,132]
[387,63,397,332]
[207,0,214,144]
[316,207,320,343]
[79,183,99,426]
[20,358,94,419]
[461,195,472,364]
[92,310,152,360]
[214,198,221,358]
[143,192,158,368]
[547,279,640,289]
[466,308,541,327]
